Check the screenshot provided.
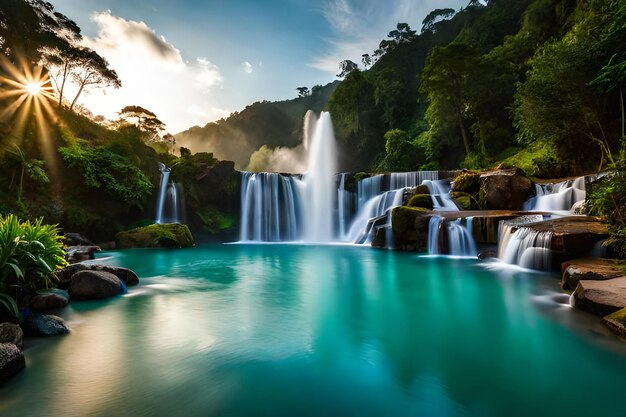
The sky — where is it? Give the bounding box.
[54,0,468,133]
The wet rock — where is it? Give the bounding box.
[0,343,25,384]
[66,245,101,263]
[64,232,95,246]
[478,250,498,260]
[30,291,70,312]
[525,217,609,255]
[390,206,431,251]
[0,323,23,349]
[571,277,626,316]
[23,313,70,336]
[56,264,139,288]
[561,258,624,291]
[602,308,626,337]
[69,270,123,300]
[479,168,533,210]
[115,223,194,249]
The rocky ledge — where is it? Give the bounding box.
[523,216,608,254]
[115,223,194,249]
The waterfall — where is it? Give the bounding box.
[347,189,404,243]
[423,180,458,211]
[304,112,337,242]
[155,164,182,224]
[523,176,587,212]
[497,217,553,270]
[337,173,356,240]
[239,172,303,241]
[427,216,477,257]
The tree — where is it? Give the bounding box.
[420,43,481,157]
[68,49,120,110]
[337,60,358,78]
[119,105,165,139]
[375,129,422,172]
[421,8,456,33]
[296,86,310,97]
[362,54,372,70]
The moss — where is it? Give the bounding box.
[407,194,434,210]
[451,192,475,210]
[197,208,237,235]
[116,223,194,248]
[413,185,430,195]
[452,171,481,193]
[603,307,626,337]
[392,206,428,234]
[354,172,372,182]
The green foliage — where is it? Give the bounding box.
[0,214,67,309]
[197,208,237,235]
[59,142,152,203]
[374,129,423,172]
[451,192,474,210]
[585,173,626,258]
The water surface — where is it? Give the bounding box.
[1,244,625,417]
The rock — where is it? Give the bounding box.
[572,200,586,215]
[64,232,95,246]
[56,264,139,288]
[561,258,624,291]
[98,241,116,250]
[30,291,70,312]
[0,323,23,349]
[602,308,626,337]
[571,277,626,316]
[452,171,481,193]
[69,270,124,300]
[115,223,194,249]
[0,343,25,384]
[479,168,533,210]
[66,245,101,263]
[390,206,431,251]
[478,250,498,260]
[407,194,434,210]
[22,313,70,336]
[525,216,609,255]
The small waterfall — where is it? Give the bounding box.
[155,163,182,224]
[427,216,477,257]
[358,175,384,208]
[240,172,303,241]
[390,171,439,189]
[497,217,553,270]
[347,189,404,243]
[337,173,356,240]
[523,176,587,212]
[423,180,458,211]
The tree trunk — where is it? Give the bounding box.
[69,80,86,111]
[58,62,69,107]
[458,115,471,155]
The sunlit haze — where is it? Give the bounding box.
[55,0,466,133]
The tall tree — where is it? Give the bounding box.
[119,105,165,139]
[296,86,310,97]
[361,54,372,70]
[421,8,456,33]
[68,49,120,111]
[337,60,359,78]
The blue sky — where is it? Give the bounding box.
[54,0,468,132]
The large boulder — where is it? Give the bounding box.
[571,277,626,316]
[602,308,626,337]
[0,343,25,384]
[66,245,101,263]
[0,323,23,349]
[479,168,533,210]
[30,291,70,312]
[561,258,624,291]
[69,270,124,300]
[389,206,431,251]
[22,313,70,336]
[55,264,139,289]
[115,223,194,249]
[525,217,609,255]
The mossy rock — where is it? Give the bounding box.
[407,194,434,210]
[602,307,626,337]
[452,171,481,193]
[353,172,372,182]
[413,185,430,195]
[197,208,237,235]
[391,206,430,251]
[451,192,475,210]
[116,223,194,249]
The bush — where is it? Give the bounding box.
[585,173,626,258]
[0,214,68,312]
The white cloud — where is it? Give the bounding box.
[241,61,253,74]
[67,11,224,132]
[311,0,467,74]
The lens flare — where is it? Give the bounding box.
[25,82,42,96]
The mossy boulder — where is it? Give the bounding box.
[391,206,430,251]
[407,194,434,210]
[561,258,625,292]
[452,171,481,193]
[479,168,533,210]
[451,192,474,210]
[603,308,626,337]
[115,223,194,249]
[413,185,430,195]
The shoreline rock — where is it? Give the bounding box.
[0,343,25,384]
[22,314,70,337]
[115,223,194,249]
[68,270,124,300]
[571,277,626,316]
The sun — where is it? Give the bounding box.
[25,82,42,96]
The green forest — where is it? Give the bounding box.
[0,0,625,253]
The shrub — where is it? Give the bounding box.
[0,214,68,313]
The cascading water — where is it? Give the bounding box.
[427,216,477,257]
[304,112,337,242]
[155,163,182,224]
[497,216,553,270]
[423,180,458,210]
[337,173,356,240]
[523,176,587,212]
